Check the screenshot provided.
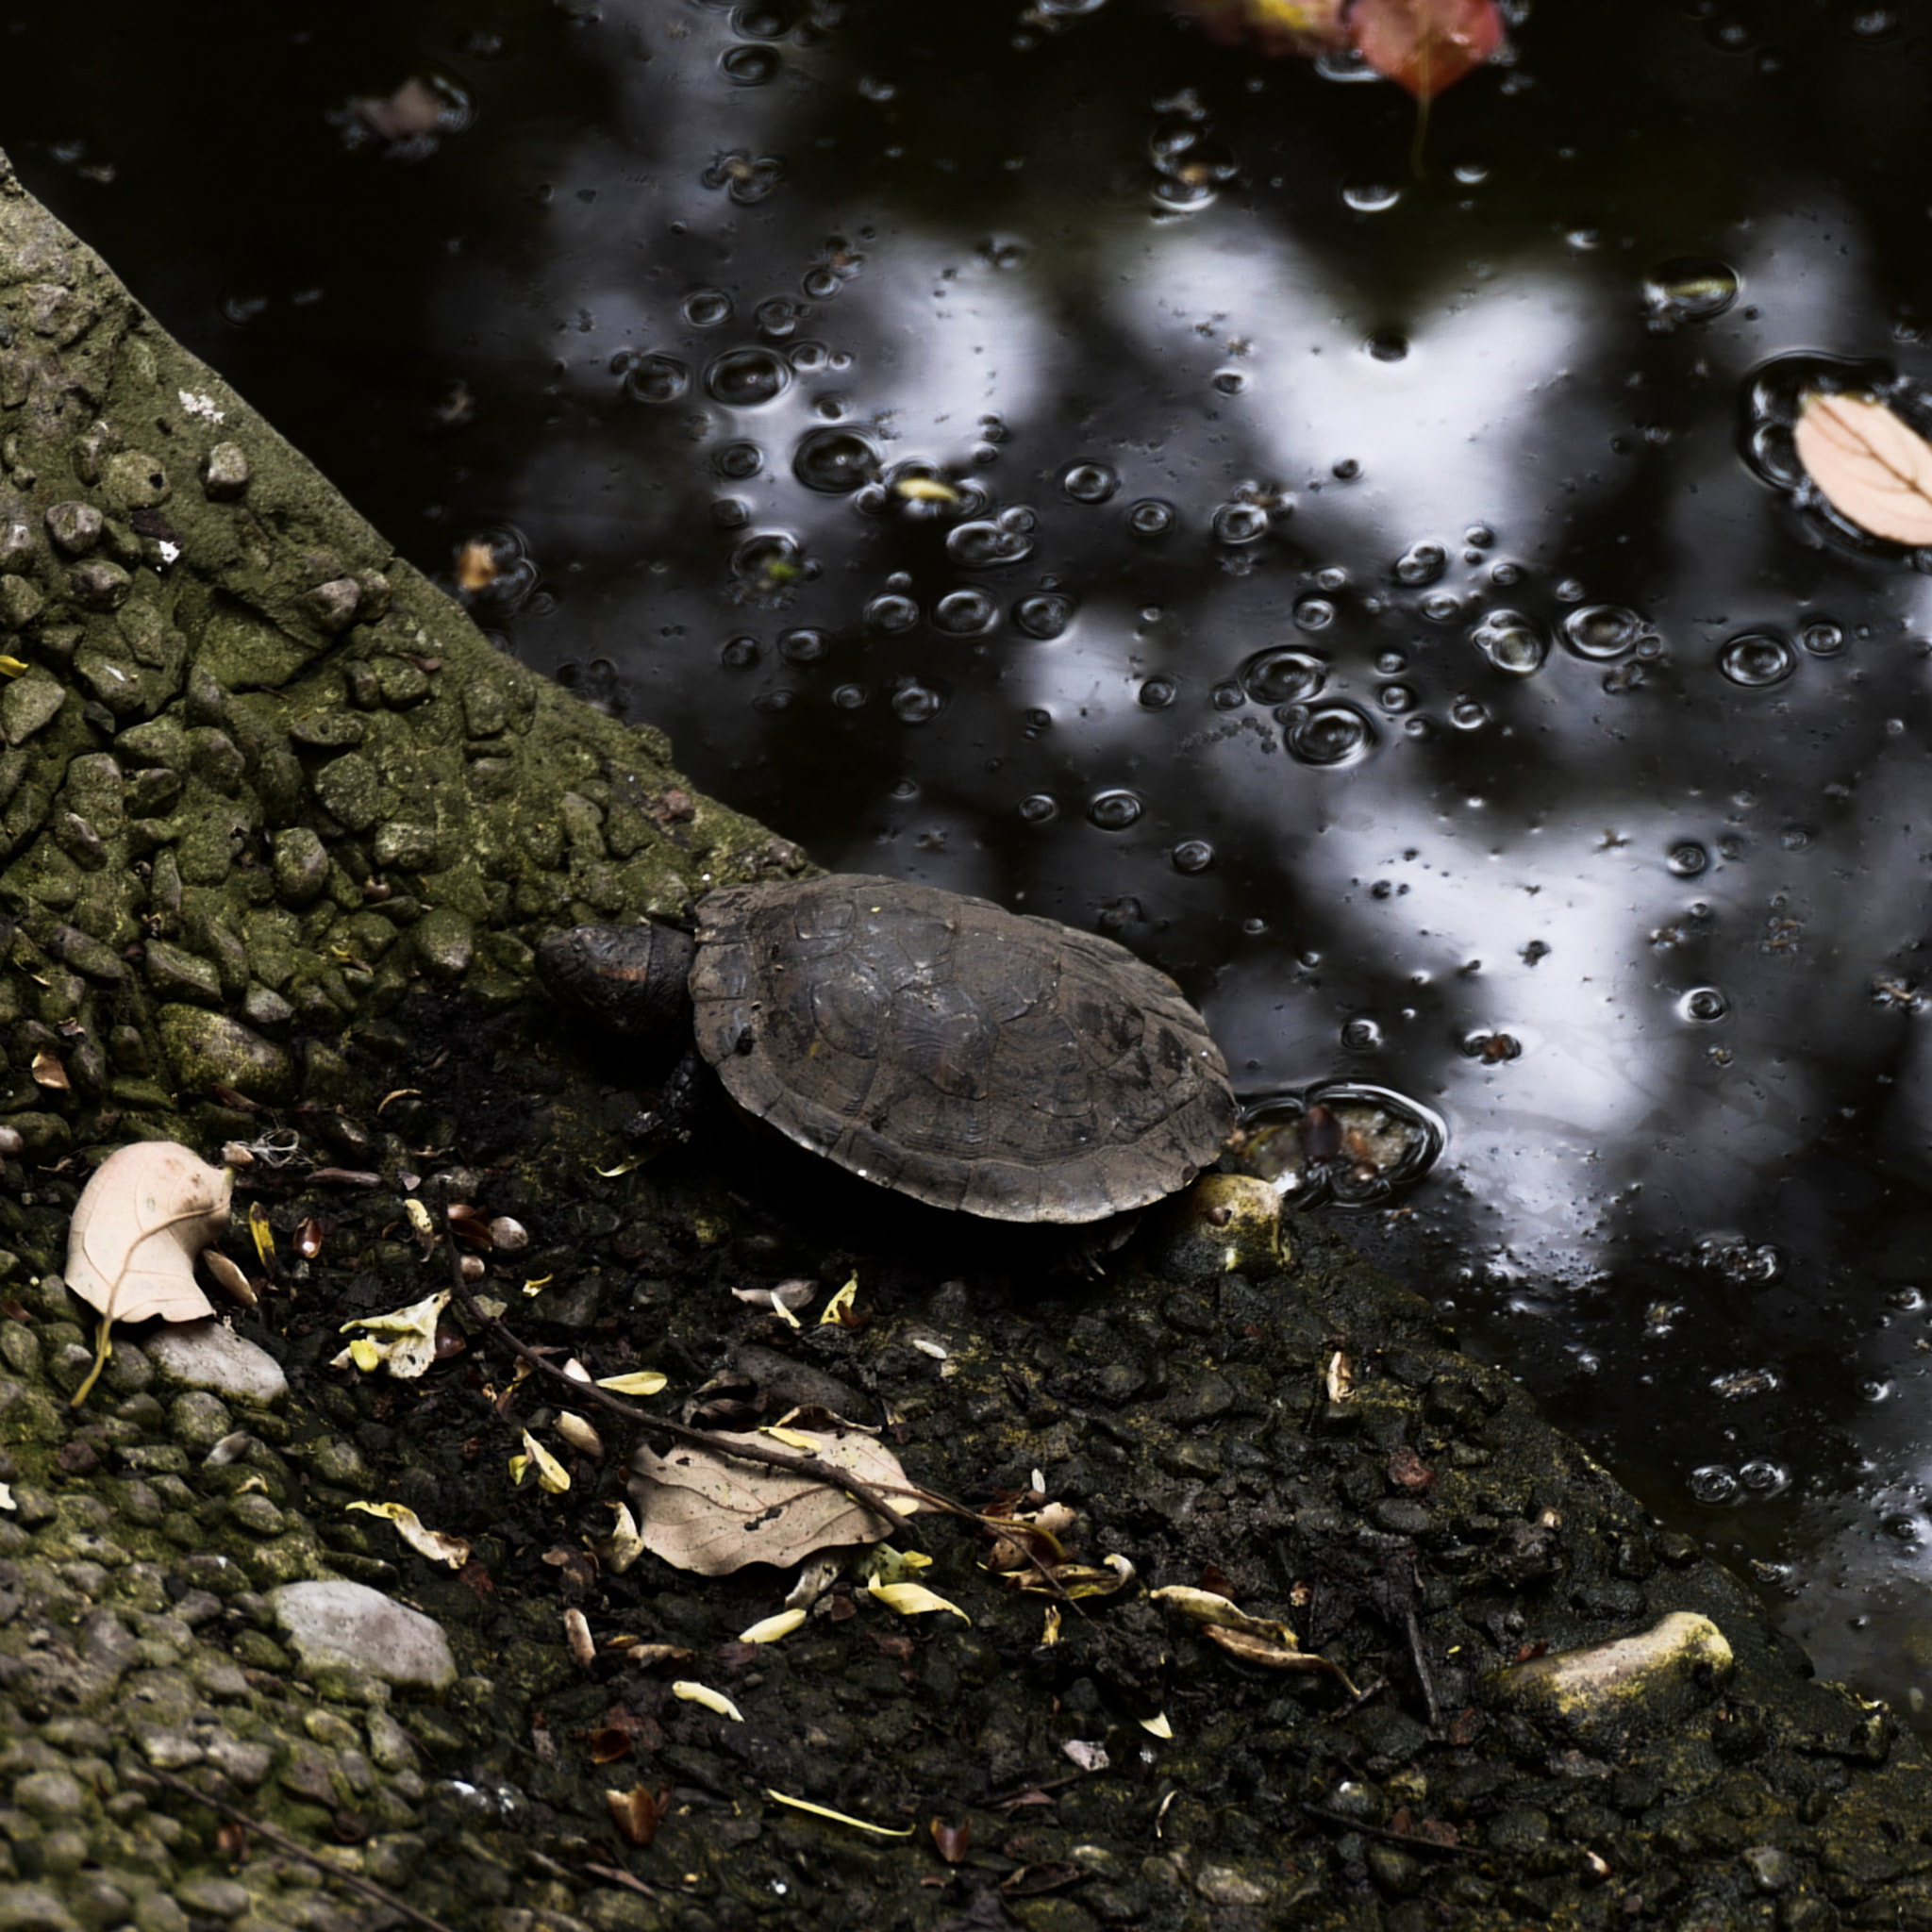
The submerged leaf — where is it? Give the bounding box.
[1350,0,1502,99]
[1792,391,1932,545]
[345,1501,472,1569]
[630,1429,920,1575]
[763,1790,914,1836]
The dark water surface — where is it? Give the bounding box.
[10,0,1932,1717]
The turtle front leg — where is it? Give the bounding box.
[623,1040,708,1147]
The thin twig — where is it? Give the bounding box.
[1299,1802,1478,1859]
[142,1765,466,1930]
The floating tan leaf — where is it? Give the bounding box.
[1793,391,1932,545]
[673,1680,743,1722]
[738,1608,807,1644]
[869,1577,969,1622]
[596,1368,668,1397]
[763,1790,914,1836]
[330,1290,450,1379]
[629,1429,920,1576]
[345,1501,471,1569]
[64,1142,231,1406]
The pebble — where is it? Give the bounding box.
[201,442,249,500]
[144,1321,288,1404]
[267,1581,457,1692]
[154,1008,294,1104]
[1482,1609,1733,1741]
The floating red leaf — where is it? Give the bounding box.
[1349,0,1502,100]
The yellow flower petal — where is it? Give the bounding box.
[868,1578,969,1622]
[673,1680,743,1722]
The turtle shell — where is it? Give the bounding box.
[687,874,1235,1223]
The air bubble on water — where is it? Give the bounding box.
[1232,1081,1445,1207]
[1641,257,1740,330]
[622,353,690,404]
[1364,333,1409,363]
[832,683,866,708]
[1294,596,1336,631]
[730,530,810,592]
[777,627,828,666]
[1394,541,1446,586]
[755,296,800,338]
[1378,684,1416,713]
[1023,708,1052,736]
[1211,680,1247,710]
[1139,675,1178,709]
[1332,459,1361,482]
[1800,619,1848,657]
[1285,702,1375,766]
[1172,840,1214,874]
[1211,369,1249,396]
[1450,697,1489,729]
[712,498,750,528]
[1212,501,1270,544]
[721,42,780,84]
[1061,459,1120,504]
[864,592,919,635]
[1490,560,1523,588]
[1678,986,1730,1024]
[752,688,795,714]
[1740,1458,1789,1495]
[1018,793,1059,824]
[1127,498,1174,536]
[715,440,764,480]
[1718,631,1796,688]
[1471,609,1548,675]
[1341,178,1402,213]
[1403,716,1432,739]
[788,341,831,375]
[1667,841,1708,877]
[946,519,1035,567]
[1451,155,1491,184]
[1689,1465,1741,1507]
[1241,647,1327,707]
[1420,592,1461,623]
[933,589,998,635]
[1314,43,1376,80]
[1314,566,1349,591]
[720,635,759,670]
[1860,1376,1896,1403]
[891,679,944,724]
[1089,790,1143,831]
[792,426,879,493]
[1560,604,1643,661]
[1464,525,1495,549]
[1011,591,1075,640]
[1888,1285,1925,1311]
[683,288,735,327]
[1341,1017,1383,1050]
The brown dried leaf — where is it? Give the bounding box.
[1793,391,1932,545]
[199,1249,258,1309]
[65,1142,227,1327]
[628,1430,920,1576]
[930,1817,972,1864]
[605,1782,675,1847]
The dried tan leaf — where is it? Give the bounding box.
[595,1501,646,1574]
[868,1578,970,1622]
[596,1369,668,1397]
[199,1249,258,1309]
[331,1290,450,1379]
[65,1142,228,1331]
[1793,391,1932,545]
[1151,1584,1298,1647]
[738,1608,807,1644]
[1202,1621,1360,1693]
[629,1429,920,1576]
[672,1680,743,1722]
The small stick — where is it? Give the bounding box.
[142,1766,465,1930]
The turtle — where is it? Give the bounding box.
[536,873,1236,1224]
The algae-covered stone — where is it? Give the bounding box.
[142,940,221,1005]
[312,751,382,832]
[0,573,42,627]
[411,905,475,981]
[2,673,63,745]
[1482,1608,1733,1742]
[156,1004,293,1100]
[271,825,328,906]
[268,1580,457,1692]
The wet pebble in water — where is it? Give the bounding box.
[1061,460,1120,503]
[1471,609,1547,675]
[1089,790,1143,831]
[1718,632,1797,688]
[1284,702,1375,766]
[792,426,879,492]
[1561,604,1644,661]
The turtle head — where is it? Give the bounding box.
[536,921,697,1044]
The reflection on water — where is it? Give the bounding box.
[13,0,1932,1715]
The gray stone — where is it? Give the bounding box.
[0,574,42,628]
[142,941,222,1005]
[174,1876,249,1918]
[411,907,474,981]
[201,442,249,500]
[11,1772,84,1821]
[101,452,169,512]
[134,1728,204,1771]
[267,1581,456,1692]
[310,753,380,833]
[167,1390,233,1451]
[201,1737,273,1790]
[0,1884,82,1931]
[272,827,329,907]
[144,1321,287,1405]
[42,502,101,555]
